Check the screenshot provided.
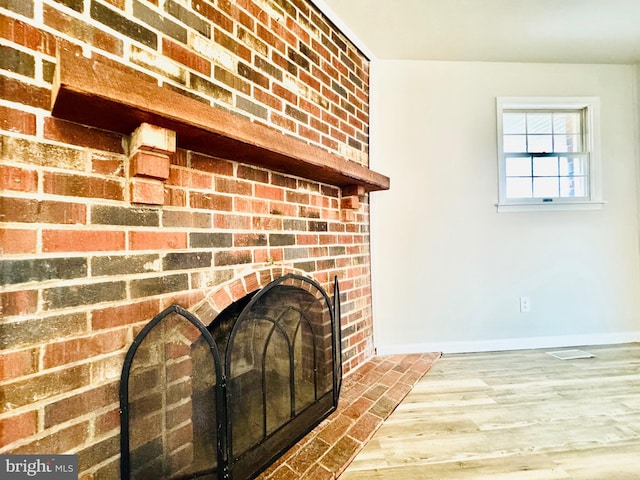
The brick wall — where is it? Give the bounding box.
[0,0,373,477]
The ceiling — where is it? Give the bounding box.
[320,0,640,64]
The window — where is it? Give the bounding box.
[496,97,604,212]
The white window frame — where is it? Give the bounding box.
[496,96,605,212]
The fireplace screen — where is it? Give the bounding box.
[120,274,342,479]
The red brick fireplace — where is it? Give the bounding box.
[0,0,390,477]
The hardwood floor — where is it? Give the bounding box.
[339,344,640,479]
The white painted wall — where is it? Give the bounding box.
[370,60,640,354]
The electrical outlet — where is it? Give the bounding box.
[520,296,531,313]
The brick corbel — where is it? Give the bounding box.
[128,123,176,205]
[342,185,365,197]
[340,185,365,222]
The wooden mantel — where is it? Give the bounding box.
[51,49,389,192]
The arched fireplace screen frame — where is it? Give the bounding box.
[120,274,342,480]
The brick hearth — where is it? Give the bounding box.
[259,353,440,479]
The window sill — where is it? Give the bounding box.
[496,201,606,213]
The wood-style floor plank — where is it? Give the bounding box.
[339,344,640,479]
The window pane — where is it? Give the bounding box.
[504,135,527,152]
[533,177,559,197]
[533,157,558,177]
[554,135,582,152]
[560,176,587,197]
[553,112,582,134]
[503,113,526,134]
[527,114,552,134]
[505,157,532,176]
[559,156,587,176]
[528,135,553,153]
[506,177,533,198]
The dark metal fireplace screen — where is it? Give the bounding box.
[120,274,342,479]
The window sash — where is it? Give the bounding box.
[504,153,590,200]
[502,109,586,154]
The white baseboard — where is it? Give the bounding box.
[376,331,640,355]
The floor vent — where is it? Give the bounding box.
[546,349,595,360]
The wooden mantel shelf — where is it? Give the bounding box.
[51,49,389,192]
